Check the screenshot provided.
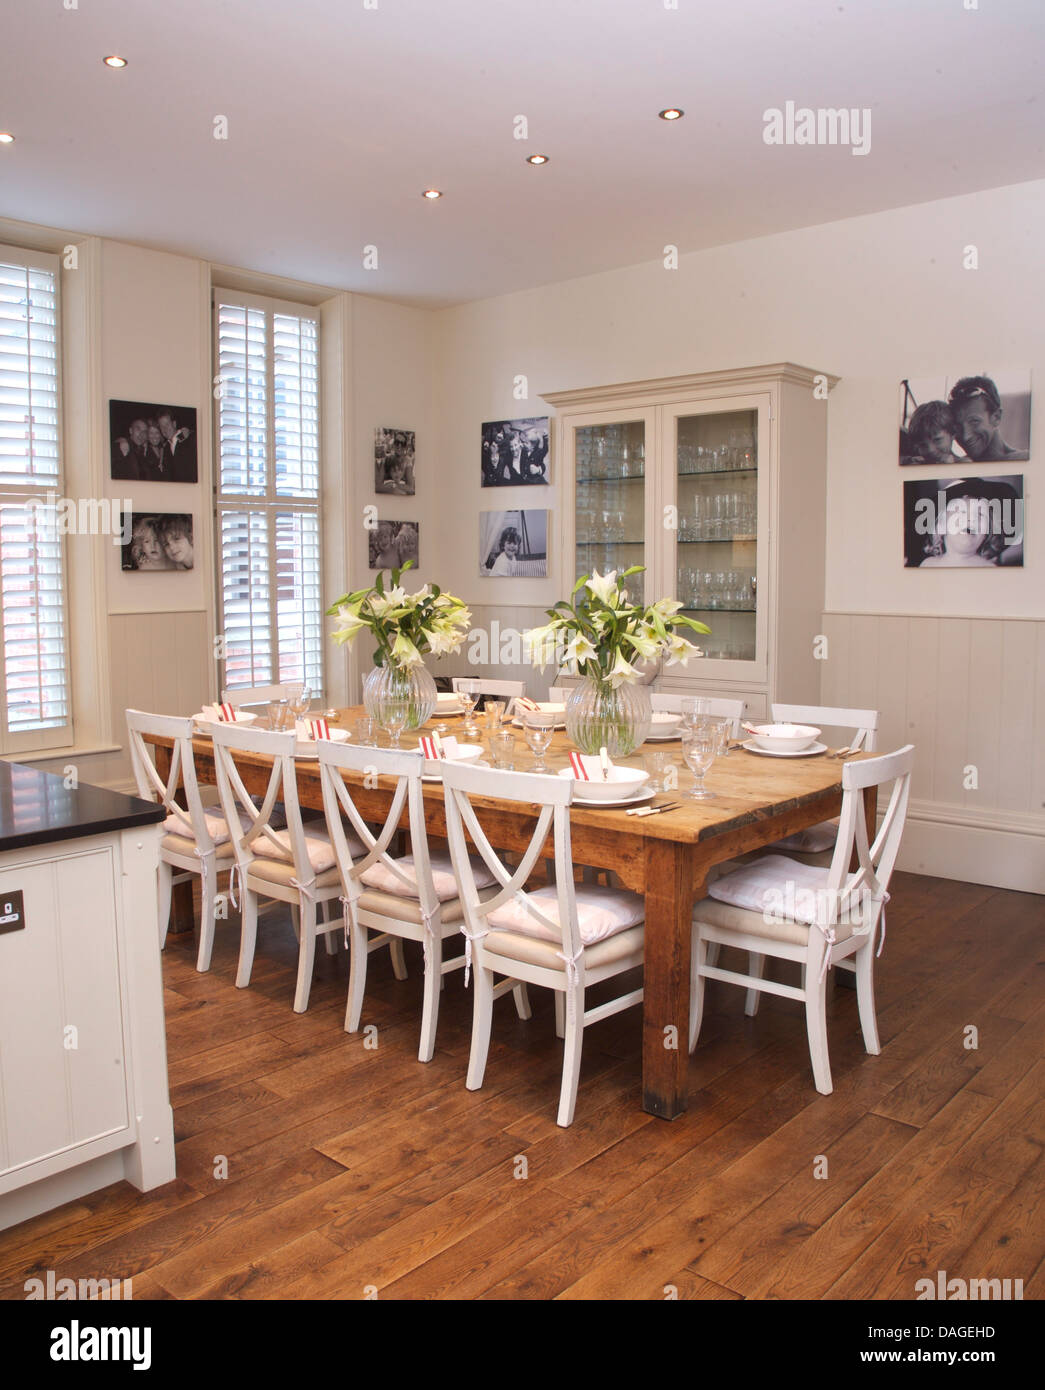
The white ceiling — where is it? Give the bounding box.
[2,0,1044,307]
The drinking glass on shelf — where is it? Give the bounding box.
[457,679,480,735]
[681,726,717,799]
[523,715,554,773]
[354,716,376,745]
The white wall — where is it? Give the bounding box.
[428,178,1045,888]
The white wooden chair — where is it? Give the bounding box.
[690,744,914,1094]
[451,677,526,704]
[650,691,746,735]
[223,682,305,708]
[126,709,238,971]
[765,704,880,864]
[210,723,347,1012]
[442,761,646,1127]
[317,741,521,1060]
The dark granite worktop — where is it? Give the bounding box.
[0,759,164,853]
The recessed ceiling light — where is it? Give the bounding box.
[103,55,128,68]
[526,153,550,165]
[421,188,442,200]
[658,108,684,121]
[0,132,14,145]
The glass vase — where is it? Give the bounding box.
[362,660,437,733]
[565,676,652,757]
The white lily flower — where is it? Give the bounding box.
[664,636,702,666]
[391,632,424,668]
[607,649,640,687]
[563,632,597,666]
[585,570,620,605]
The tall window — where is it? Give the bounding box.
[214,291,323,696]
[0,245,71,752]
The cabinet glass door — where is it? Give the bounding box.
[672,405,762,666]
[573,418,647,604]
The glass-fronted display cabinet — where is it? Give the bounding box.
[549,366,835,716]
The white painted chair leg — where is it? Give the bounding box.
[689,930,708,1053]
[706,940,721,968]
[855,942,881,1055]
[293,897,318,1013]
[236,890,259,988]
[513,982,532,1020]
[289,902,300,941]
[344,917,368,1033]
[157,862,173,948]
[805,956,833,1094]
[466,964,495,1092]
[557,987,585,1128]
[195,878,218,973]
[389,937,408,980]
[745,952,766,1017]
[554,991,566,1039]
[418,935,442,1063]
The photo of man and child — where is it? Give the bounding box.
[374,428,416,495]
[368,520,419,571]
[899,372,1031,466]
[121,513,195,572]
[479,509,548,578]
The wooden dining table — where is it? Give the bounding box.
[152,709,875,1122]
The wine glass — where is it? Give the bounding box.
[288,684,312,722]
[381,698,409,748]
[457,679,480,735]
[523,715,554,773]
[681,727,717,799]
[681,696,710,730]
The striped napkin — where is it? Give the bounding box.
[568,749,589,781]
[515,696,541,712]
[307,717,331,741]
[419,734,443,760]
[202,703,237,722]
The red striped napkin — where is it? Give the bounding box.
[307,718,330,741]
[516,696,541,712]
[419,735,442,760]
[568,749,589,781]
[219,702,236,722]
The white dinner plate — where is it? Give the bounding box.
[433,702,466,716]
[741,739,827,758]
[294,727,350,757]
[644,729,682,742]
[570,786,656,809]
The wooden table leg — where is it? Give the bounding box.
[641,837,696,1119]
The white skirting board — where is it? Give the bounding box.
[896,800,1044,895]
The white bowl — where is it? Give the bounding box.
[427,742,483,767]
[650,711,682,733]
[557,763,650,801]
[513,700,566,726]
[194,710,257,726]
[747,722,820,753]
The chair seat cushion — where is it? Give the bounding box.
[161,834,236,861]
[356,889,466,926]
[247,860,342,893]
[163,806,252,845]
[250,826,362,874]
[772,818,839,854]
[484,924,645,972]
[487,883,644,946]
[359,851,497,902]
[708,854,835,925]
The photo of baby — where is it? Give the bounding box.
[121,513,195,571]
[368,520,419,570]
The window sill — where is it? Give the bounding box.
[3,743,123,765]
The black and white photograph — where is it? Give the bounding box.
[121,512,195,571]
[374,427,416,495]
[898,371,1031,466]
[481,416,549,487]
[479,508,548,577]
[368,519,419,571]
[110,399,198,482]
[903,475,1024,568]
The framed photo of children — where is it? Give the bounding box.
[110,400,198,482]
[121,512,195,571]
[481,417,549,486]
[898,372,1031,466]
[368,520,419,571]
[902,476,1023,568]
[375,428,415,495]
[479,509,548,578]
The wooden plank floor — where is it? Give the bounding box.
[1,871,1042,1301]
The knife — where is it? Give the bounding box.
[626,801,681,817]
